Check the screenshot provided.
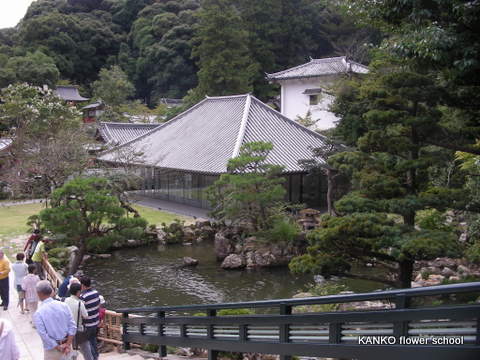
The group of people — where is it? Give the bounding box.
[0,242,107,360]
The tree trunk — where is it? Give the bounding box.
[398,259,414,288]
[68,241,87,276]
[325,168,339,216]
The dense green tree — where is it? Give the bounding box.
[208,142,285,232]
[0,50,60,88]
[93,65,135,108]
[343,0,480,155]
[292,67,468,288]
[189,0,258,102]
[128,0,200,104]
[18,4,122,85]
[0,83,88,196]
[39,177,148,274]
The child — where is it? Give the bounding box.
[21,264,40,324]
[11,253,28,314]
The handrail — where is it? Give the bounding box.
[42,257,124,347]
[117,281,480,313]
[120,281,480,360]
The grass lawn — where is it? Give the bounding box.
[0,203,191,240]
[133,205,192,227]
[0,203,44,239]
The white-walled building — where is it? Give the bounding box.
[266,56,368,130]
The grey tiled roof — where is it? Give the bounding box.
[0,138,12,152]
[99,94,329,173]
[54,86,89,102]
[98,122,160,146]
[82,102,103,110]
[266,56,369,81]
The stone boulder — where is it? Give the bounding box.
[221,254,246,269]
[183,257,199,267]
[214,232,233,260]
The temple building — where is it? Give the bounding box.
[99,94,330,209]
[266,56,368,130]
[54,85,89,105]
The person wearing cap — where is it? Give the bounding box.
[0,249,10,311]
[58,275,80,299]
[31,238,50,280]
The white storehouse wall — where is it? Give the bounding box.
[279,75,340,131]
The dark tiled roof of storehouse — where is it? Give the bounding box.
[266,56,369,81]
[98,122,160,146]
[54,86,89,102]
[99,94,329,174]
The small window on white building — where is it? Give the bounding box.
[309,94,319,105]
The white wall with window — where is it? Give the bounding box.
[279,76,339,130]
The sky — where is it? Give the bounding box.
[0,0,36,29]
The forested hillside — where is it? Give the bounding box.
[0,0,377,105]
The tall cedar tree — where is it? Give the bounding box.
[190,0,258,102]
[290,67,463,288]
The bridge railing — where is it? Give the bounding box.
[117,282,480,360]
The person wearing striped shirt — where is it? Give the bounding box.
[79,276,100,360]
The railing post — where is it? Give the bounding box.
[280,304,292,360]
[329,323,342,344]
[207,309,218,360]
[476,318,480,346]
[122,312,131,350]
[157,311,167,358]
[393,294,410,340]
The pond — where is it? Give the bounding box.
[83,243,386,310]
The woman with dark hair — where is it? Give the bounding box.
[65,283,93,360]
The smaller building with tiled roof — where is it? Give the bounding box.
[96,122,160,147]
[266,56,369,130]
[54,85,89,103]
[98,94,331,209]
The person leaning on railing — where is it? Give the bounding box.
[32,238,52,280]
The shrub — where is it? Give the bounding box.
[162,219,186,244]
[257,216,300,244]
[466,241,480,264]
[416,209,453,233]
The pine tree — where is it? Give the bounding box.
[190,0,258,102]
[291,67,465,288]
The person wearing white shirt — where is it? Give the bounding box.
[64,282,93,360]
[0,318,20,360]
[11,252,28,314]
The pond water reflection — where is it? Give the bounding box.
[82,243,384,309]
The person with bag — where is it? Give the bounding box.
[65,283,93,360]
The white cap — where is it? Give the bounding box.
[99,295,105,305]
